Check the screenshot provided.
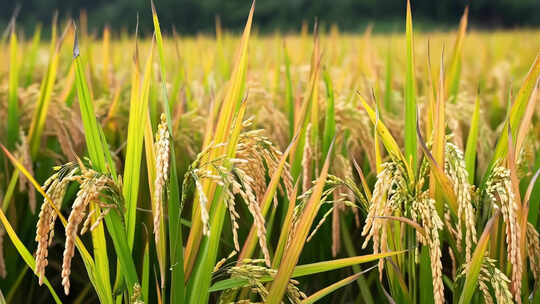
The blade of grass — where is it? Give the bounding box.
[446,6,468,101]
[124,35,154,249]
[272,179,300,268]
[489,52,540,171]
[384,41,393,112]
[358,94,411,178]
[151,1,187,301]
[7,25,19,149]
[73,29,114,301]
[142,240,150,304]
[73,26,139,299]
[183,1,254,284]
[28,23,70,156]
[289,36,322,180]
[322,69,336,160]
[284,42,295,139]
[266,140,333,304]
[404,0,417,170]
[309,23,321,172]
[515,78,539,160]
[417,117,458,214]
[24,24,42,86]
[302,266,377,304]
[430,49,447,215]
[464,93,480,183]
[102,26,111,92]
[186,100,249,303]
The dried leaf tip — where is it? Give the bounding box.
[151,0,156,15]
[73,22,80,59]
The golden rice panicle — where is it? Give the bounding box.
[213,250,237,273]
[225,183,241,251]
[194,174,210,235]
[361,162,404,276]
[35,164,78,285]
[526,222,540,281]
[236,128,293,203]
[472,257,513,304]
[233,129,292,266]
[35,200,54,285]
[226,259,306,303]
[486,166,521,302]
[62,185,91,295]
[412,197,444,304]
[445,142,476,262]
[153,113,170,244]
[47,166,79,244]
[232,166,271,266]
[130,283,144,304]
[360,163,392,249]
[62,171,110,295]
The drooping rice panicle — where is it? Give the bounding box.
[486,166,522,301]
[445,142,477,262]
[411,197,444,304]
[35,163,79,285]
[61,166,119,295]
[361,161,407,276]
[527,222,540,281]
[459,257,513,304]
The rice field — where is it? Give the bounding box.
[0,1,539,303]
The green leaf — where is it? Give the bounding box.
[322,69,336,160]
[73,28,139,299]
[28,23,70,157]
[24,24,42,86]
[446,6,468,101]
[384,42,393,112]
[464,94,480,183]
[123,38,153,248]
[284,42,295,139]
[7,27,19,149]
[142,241,150,304]
[151,1,186,301]
[266,141,334,304]
[489,52,540,171]
[404,0,417,170]
[302,266,377,304]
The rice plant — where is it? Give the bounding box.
[0,1,539,303]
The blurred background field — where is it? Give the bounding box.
[3,0,540,35]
